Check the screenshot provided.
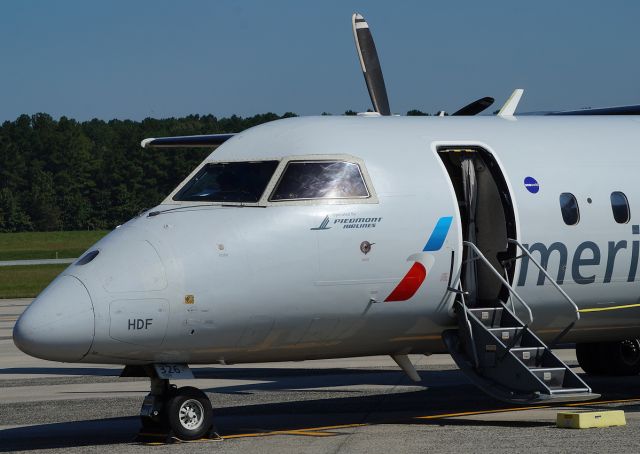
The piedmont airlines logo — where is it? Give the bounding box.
[385,216,453,302]
[310,215,332,230]
[311,214,382,230]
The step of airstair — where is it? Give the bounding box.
[468,307,504,328]
[445,241,598,404]
[444,303,599,404]
[509,347,545,367]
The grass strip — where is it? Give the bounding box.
[0,230,108,261]
[0,264,68,298]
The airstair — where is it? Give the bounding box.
[443,240,599,404]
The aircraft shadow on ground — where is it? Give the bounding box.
[0,367,122,377]
[197,367,468,394]
[0,417,139,452]
[0,387,541,451]
[197,366,640,402]
[1,368,639,451]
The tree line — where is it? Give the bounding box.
[0,110,429,232]
[0,112,296,232]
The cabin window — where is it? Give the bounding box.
[559,193,580,225]
[173,161,279,203]
[611,191,630,224]
[270,161,369,201]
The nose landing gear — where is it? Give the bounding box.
[166,386,214,439]
[137,374,218,442]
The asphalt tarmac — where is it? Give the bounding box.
[2,298,640,453]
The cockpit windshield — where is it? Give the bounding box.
[173,161,279,203]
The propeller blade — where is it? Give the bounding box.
[452,97,495,116]
[352,13,391,116]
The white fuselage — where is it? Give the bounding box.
[13,115,640,365]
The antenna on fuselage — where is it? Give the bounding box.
[498,89,524,117]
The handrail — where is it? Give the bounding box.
[456,282,480,368]
[463,241,534,324]
[507,238,580,322]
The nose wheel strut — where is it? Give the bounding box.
[136,373,219,442]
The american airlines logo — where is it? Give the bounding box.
[517,224,640,286]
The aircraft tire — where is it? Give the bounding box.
[606,339,640,376]
[166,387,213,440]
[575,343,608,375]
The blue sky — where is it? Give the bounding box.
[1,0,639,121]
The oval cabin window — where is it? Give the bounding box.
[611,191,630,224]
[559,193,580,225]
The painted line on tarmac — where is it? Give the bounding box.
[414,397,640,421]
[221,423,367,440]
[567,397,640,407]
[150,426,358,445]
[140,397,640,445]
[216,398,640,441]
[414,405,546,420]
[142,423,368,445]
[224,430,339,438]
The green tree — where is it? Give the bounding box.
[0,188,31,232]
[0,111,304,231]
[28,169,62,231]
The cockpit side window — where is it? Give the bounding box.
[269,161,369,201]
[173,161,279,203]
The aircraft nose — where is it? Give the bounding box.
[13,275,95,362]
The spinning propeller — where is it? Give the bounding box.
[351,13,494,116]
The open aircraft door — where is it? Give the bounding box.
[437,146,518,304]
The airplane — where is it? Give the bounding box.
[12,12,640,441]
